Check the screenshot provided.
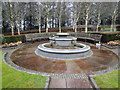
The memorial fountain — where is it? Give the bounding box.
[35,33,93,60]
[4,32,118,76]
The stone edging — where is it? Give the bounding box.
[2,45,119,78]
[2,52,87,79]
[44,77,51,89]
[2,48,119,89]
[88,68,120,90]
[2,52,50,77]
[88,75,100,90]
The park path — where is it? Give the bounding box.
[48,60,93,88]
[48,78,93,88]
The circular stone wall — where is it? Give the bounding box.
[9,41,119,75]
[35,42,92,60]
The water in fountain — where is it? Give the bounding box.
[35,33,93,60]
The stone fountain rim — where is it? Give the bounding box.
[38,43,90,54]
[56,33,70,36]
[49,36,77,41]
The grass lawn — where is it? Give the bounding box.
[0,52,2,89]
[100,31,120,34]
[93,70,119,88]
[1,52,47,88]
[101,27,116,30]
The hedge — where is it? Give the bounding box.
[2,35,26,44]
[0,34,4,44]
[3,27,101,35]
[101,33,120,43]
[90,32,120,43]
[116,25,120,31]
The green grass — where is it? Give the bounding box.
[100,31,120,34]
[0,52,2,89]
[101,27,116,30]
[1,52,47,88]
[93,70,119,88]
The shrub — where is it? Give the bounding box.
[101,33,120,43]
[90,32,120,43]
[116,25,120,31]
[2,35,26,44]
[0,34,4,45]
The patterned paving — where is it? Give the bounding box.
[10,41,119,77]
[49,78,93,88]
[3,41,119,88]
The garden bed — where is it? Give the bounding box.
[102,40,120,49]
[1,41,23,49]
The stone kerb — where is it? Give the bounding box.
[37,43,90,54]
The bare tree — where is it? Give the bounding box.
[55,2,63,32]
[110,2,118,31]
[82,2,93,33]
[95,3,102,32]
[3,2,15,36]
[35,2,42,33]
[42,2,53,33]
[14,2,26,35]
[72,2,82,32]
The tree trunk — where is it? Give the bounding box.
[74,23,77,33]
[85,19,88,33]
[39,24,41,33]
[58,18,61,32]
[111,18,114,32]
[96,20,101,32]
[85,13,89,33]
[17,23,20,35]
[72,26,75,31]
[18,28,20,35]
[11,25,14,36]
[113,18,116,32]
[46,16,49,33]
[111,5,117,32]
[111,24,113,32]
[96,13,101,32]
[24,19,26,30]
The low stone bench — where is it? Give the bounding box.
[25,32,57,42]
[25,32,102,44]
[25,34,36,42]
[70,33,102,43]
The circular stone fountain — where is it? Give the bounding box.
[6,34,119,77]
[35,33,93,60]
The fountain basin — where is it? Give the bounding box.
[35,33,93,60]
[49,33,77,46]
[37,43,90,54]
[9,41,119,74]
[56,33,70,37]
[49,37,77,46]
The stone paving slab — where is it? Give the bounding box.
[49,78,66,88]
[49,78,93,88]
[10,42,118,75]
[66,79,93,88]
